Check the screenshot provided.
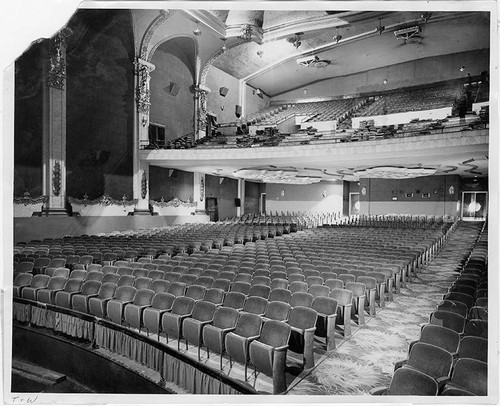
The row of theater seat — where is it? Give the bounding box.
[372,221,487,396]
[13,223,451,391]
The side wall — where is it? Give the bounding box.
[244,181,265,214]
[359,175,462,216]
[265,182,344,214]
[149,166,194,202]
[205,175,239,220]
[205,67,241,124]
[273,49,490,102]
[150,50,194,141]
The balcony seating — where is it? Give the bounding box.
[29,276,63,304]
[13,273,33,298]
[88,282,118,318]
[123,288,155,331]
[440,358,487,396]
[161,296,195,346]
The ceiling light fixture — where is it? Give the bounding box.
[193,22,202,37]
[287,32,303,49]
[375,19,385,35]
[221,38,227,53]
[460,66,466,72]
[256,49,264,58]
[421,12,432,23]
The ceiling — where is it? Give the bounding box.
[207,10,489,97]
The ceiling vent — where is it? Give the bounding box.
[394,26,422,44]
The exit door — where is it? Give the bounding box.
[206,197,219,222]
[461,192,487,220]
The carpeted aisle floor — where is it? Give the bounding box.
[285,222,482,395]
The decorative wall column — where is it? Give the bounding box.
[42,28,72,215]
[194,85,209,140]
[135,58,156,148]
[237,179,245,217]
[132,160,150,214]
[193,172,206,214]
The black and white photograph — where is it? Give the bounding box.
[2,0,498,403]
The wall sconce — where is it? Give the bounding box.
[322,190,327,198]
[221,38,227,53]
[303,89,308,95]
[460,66,466,72]
[142,116,148,127]
[383,79,388,84]
[280,189,285,197]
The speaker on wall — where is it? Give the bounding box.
[219,87,229,97]
[169,82,180,96]
[235,105,242,118]
[235,198,241,207]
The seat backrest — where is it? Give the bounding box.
[289,281,308,293]
[132,288,155,306]
[264,301,291,321]
[212,278,231,291]
[356,276,376,289]
[213,306,239,329]
[419,324,460,354]
[268,288,292,304]
[151,292,176,310]
[196,276,215,288]
[458,336,488,362]
[86,271,104,282]
[329,288,353,306]
[53,268,70,278]
[324,278,344,290]
[204,288,225,305]
[430,310,466,334]
[114,286,137,302]
[151,279,170,294]
[230,281,251,295]
[46,276,67,290]
[223,291,246,309]
[290,292,314,308]
[118,275,135,287]
[407,342,453,379]
[248,284,271,299]
[387,367,438,395]
[102,273,120,284]
[312,296,338,316]
[259,320,291,347]
[14,273,33,286]
[252,276,271,286]
[464,319,488,338]
[288,306,318,330]
[134,277,153,290]
[449,358,487,396]
[80,280,102,296]
[309,284,330,298]
[243,296,268,315]
[437,299,468,318]
[171,296,195,315]
[63,278,83,293]
[167,281,186,296]
[233,312,262,337]
[185,284,207,301]
[98,282,117,299]
[345,281,366,297]
[190,300,216,322]
[117,266,134,276]
[444,292,474,309]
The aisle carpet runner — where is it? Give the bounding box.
[286,222,482,395]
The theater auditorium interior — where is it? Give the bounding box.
[4,1,498,402]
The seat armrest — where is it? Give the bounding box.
[86,293,100,299]
[274,344,289,352]
[247,334,260,342]
[369,386,388,395]
[393,359,408,371]
[436,376,450,386]
[220,327,236,334]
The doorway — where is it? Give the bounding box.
[349,192,360,216]
[206,197,219,222]
[260,193,266,214]
[461,191,487,220]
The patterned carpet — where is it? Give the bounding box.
[285,222,481,396]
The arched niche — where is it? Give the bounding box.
[149,36,197,141]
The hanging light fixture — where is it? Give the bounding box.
[221,38,227,53]
[193,22,202,37]
[286,32,303,49]
[332,28,342,44]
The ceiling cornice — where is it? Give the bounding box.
[181,9,226,37]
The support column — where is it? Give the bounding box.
[132,58,155,215]
[42,28,72,216]
[237,179,245,217]
[193,172,206,215]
